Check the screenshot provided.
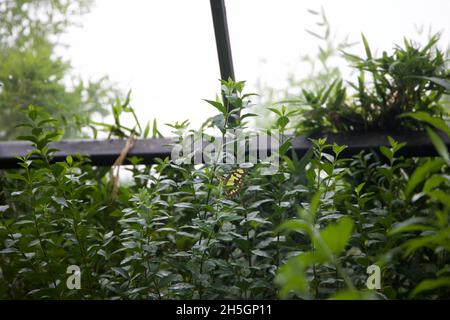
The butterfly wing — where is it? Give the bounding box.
[224,168,247,198]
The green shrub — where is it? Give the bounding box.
[0,79,449,299]
[282,35,450,134]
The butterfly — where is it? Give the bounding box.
[216,168,249,198]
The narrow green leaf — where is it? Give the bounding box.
[426,127,449,163]
[423,175,446,193]
[143,121,150,138]
[401,112,450,137]
[388,217,430,236]
[310,190,321,221]
[427,190,450,207]
[405,159,445,198]
[204,99,225,113]
[277,219,310,234]
[361,33,372,59]
[411,277,450,298]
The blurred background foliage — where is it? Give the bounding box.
[0,0,120,140]
[252,8,450,134]
[1,2,448,140]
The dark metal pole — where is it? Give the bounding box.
[210,0,237,126]
[210,0,235,81]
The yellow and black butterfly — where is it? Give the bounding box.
[216,168,248,198]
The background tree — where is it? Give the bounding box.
[0,0,120,139]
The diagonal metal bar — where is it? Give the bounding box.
[210,0,235,81]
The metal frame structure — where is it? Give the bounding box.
[210,0,235,81]
[1,131,448,169]
[0,0,448,169]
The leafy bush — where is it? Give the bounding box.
[280,35,450,134]
[0,0,119,140]
[0,72,449,298]
[276,134,450,299]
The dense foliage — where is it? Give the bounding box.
[0,0,118,139]
[254,9,450,135]
[0,75,449,299]
[290,35,450,134]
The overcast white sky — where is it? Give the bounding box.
[61,0,450,135]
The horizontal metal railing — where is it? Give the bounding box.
[0,131,448,169]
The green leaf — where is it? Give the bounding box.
[379,146,393,163]
[388,217,431,236]
[252,249,271,258]
[332,143,347,157]
[427,190,450,207]
[143,121,150,138]
[277,219,310,234]
[309,191,321,221]
[361,33,372,59]
[0,248,18,254]
[403,234,440,257]
[173,202,195,209]
[355,182,365,195]
[152,118,159,138]
[405,76,450,92]
[279,139,292,157]
[14,220,34,226]
[204,99,225,114]
[51,196,68,208]
[306,29,325,40]
[249,199,273,209]
[16,135,38,144]
[401,112,450,137]
[239,113,258,121]
[411,277,450,298]
[275,253,314,298]
[426,127,449,163]
[405,159,445,198]
[423,77,450,91]
[267,107,281,116]
[277,116,289,129]
[387,136,397,148]
[423,175,446,193]
[169,283,195,291]
[111,267,129,279]
[5,172,28,182]
[318,217,354,256]
[211,114,225,131]
[329,289,361,300]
